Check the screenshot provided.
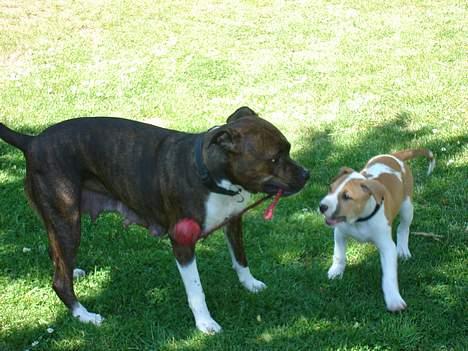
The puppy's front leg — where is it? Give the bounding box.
[173,242,221,334]
[373,227,407,312]
[328,227,347,279]
[224,217,266,293]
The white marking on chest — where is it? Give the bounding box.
[337,203,387,242]
[204,181,251,231]
[365,163,402,181]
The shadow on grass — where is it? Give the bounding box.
[0,114,466,350]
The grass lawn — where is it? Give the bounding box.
[0,1,466,350]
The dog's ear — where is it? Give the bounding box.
[361,179,385,205]
[208,128,240,153]
[331,167,354,183]
[226,106,258,123]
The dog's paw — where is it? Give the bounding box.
[241,277,267,293]
[328,264,345,279]
[385,294,407,312]
[397,245,412,260]
[73,268,86,279]
[196,318,222,334]
[73,307,104,325]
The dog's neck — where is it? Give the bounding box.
[194,135,241,196]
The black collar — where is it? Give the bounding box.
[194,135,241,196]
[356,201,382,222]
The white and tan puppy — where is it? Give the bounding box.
[319,149,435,311]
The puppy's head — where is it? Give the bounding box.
[319,168,385,226]
[204,107,309,195]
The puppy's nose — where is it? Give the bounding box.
[319,203,328,213]
[302,168,310,181]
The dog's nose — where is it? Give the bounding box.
[302,168,310,181]
[319,203,328,213]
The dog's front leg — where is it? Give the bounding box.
[373,227,407,312]
[224,217,266,293]
[173,242,221,334]
[328,227,347,279]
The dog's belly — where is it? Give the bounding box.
[204,188,251,231]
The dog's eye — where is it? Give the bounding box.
[271,158,277,163]
[342,192,352,200]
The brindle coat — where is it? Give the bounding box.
[0,107,309,318]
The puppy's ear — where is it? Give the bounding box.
[226,106,258,123]
[361,179,385,205]
[331,167,354,183]
[208,128,240,153]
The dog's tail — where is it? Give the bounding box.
[392,148,435,175]
[0,123,33,152]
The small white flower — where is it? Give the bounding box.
[22,247,31,253]
[47,327,54,333]
[441,147,447,152]
[432,128,438,134]
[31,340,39,346]
[447,159,454,165]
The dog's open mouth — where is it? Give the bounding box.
[325,216,346,226]
[262,183,299,197]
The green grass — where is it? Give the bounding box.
[0,1,466,350]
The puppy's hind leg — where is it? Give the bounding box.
[29,174,103,325]
[224,217,266,293]
[397,197,413,260]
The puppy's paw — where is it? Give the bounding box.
[385,294,407,312]
[241,277,267,293]
[328,264,345,279]
[196,318,222,334]
[397,245,412,260]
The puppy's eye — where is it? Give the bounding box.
[342,192,352,200]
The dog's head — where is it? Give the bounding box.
[204,107,309,196]
[319,167,385,226]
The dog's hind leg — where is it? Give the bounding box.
[397,197,413,260]
[224,217,266,293]
[28,173,103,325]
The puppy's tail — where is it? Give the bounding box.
[0,123,33,152]
[392,148,435,175]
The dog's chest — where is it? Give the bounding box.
[339,210,390,243]
[204,189,251,231]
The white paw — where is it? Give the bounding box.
[196,318,222,334]
[397,245,412,260]
[235,266,267,293]
[72,303,104,326]
[385,293,407,312]
[73,268,86,279]
[328,264,345,279]
[241,277,267,293]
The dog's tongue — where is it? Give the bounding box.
[264,189,283,220]
[325,218,341,226]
